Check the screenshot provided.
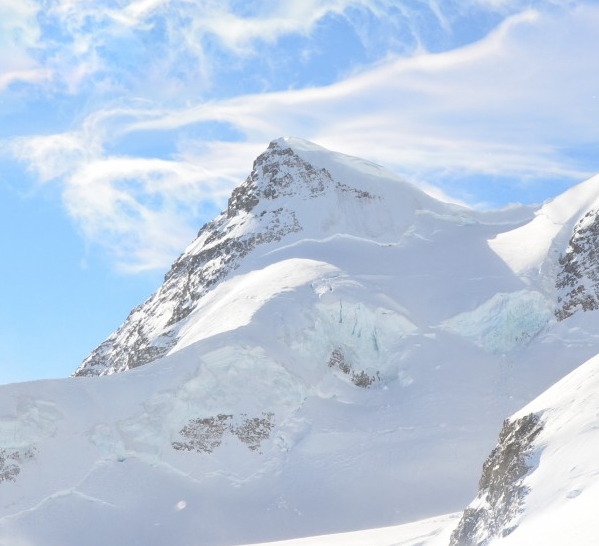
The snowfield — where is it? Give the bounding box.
[237,513,459,546]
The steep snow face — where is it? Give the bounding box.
[450,351,599,546]
[486,172,599,348]
[74,138,453,377]
[488,173,599,280]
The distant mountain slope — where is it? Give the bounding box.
[2,139,599,545]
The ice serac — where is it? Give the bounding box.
[74,137,444,376]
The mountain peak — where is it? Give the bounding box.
[226,138,336,218]
[74,138,443,377]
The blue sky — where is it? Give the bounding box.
[1,0,598,385]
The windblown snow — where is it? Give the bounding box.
[2,137,599,546]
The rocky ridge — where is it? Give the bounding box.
[555,210,599,320]
[449,414,544,546]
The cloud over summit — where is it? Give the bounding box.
[4,0,599,271]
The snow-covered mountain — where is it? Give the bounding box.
[2,137,599,545]
[74,137,451,376]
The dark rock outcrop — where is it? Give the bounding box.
[0,447,37,485]
[327,347,378,388]
[172,412,275,453]
[449,413,543,546]
[556,210,599,320]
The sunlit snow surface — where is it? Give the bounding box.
[238,513,459,546]
[488,173,599,277]
[3,139,599,545]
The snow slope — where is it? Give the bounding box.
[2,138,599,545]
[488,173,599,278]
[449,351,599,546]
[497,352,599,545]
[238,513,459,546]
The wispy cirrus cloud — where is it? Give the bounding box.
[8,0,403,97]
[3,0,515,98]
[7,1,599,271]
[0,1,49,89]
[115,6,598,180]
[11,132,242,272]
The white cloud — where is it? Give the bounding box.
[118,6,599,180]
[109,0,398,50]
[12,131,239,272]
[0,0,571,98]
[0,1,49,89]
[0,69,51,90]
[63,157,220,272]
[9,2,599,272]
[17,0,410,95]
[9,0,488,98]
[11,133,94,182]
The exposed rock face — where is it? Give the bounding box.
[556,210,599,320]
[0,447,36,485]
[171,412,275,453]
[449,413,543,546]
[327,347,378,388]
[74,140,338,376]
